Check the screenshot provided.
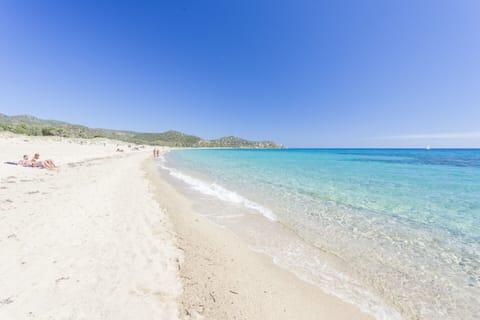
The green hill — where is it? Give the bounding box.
[0,113,284,148]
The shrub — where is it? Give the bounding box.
[42,127,57,136]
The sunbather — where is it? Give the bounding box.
[32,153,57,169]
[18,155,32,166]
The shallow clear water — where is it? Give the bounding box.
[160,149,480,320]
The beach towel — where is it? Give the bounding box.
[4,162,44,169]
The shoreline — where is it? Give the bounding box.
[1,133,373,319]
[145,155,373,320]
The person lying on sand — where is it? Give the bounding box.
[17,154,32,166]
[31,153,57,169]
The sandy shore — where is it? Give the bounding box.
[145,156,373,320]
[1,132,372,319]
[0,133,180,319]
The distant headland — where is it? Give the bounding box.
[0,113,284,148]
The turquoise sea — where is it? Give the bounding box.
[157,149,480,320]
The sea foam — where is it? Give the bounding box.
[157,155,277,221]
[157,148,480,320]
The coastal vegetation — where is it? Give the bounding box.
[0,113,283,148]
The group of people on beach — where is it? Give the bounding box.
[18,153,56,169]
[153,148,160,158]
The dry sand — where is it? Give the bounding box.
[0,133,180,319]
[1,132,373,320]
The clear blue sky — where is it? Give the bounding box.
[1,0,479,147]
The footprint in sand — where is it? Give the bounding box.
[5,176,17,183]
[0,297,13,305]
[55,276,70,284]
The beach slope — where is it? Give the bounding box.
[145,157,373,320]
[0,133,181,319]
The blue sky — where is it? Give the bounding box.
[0,0,479,147]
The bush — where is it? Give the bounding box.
[42,127,57,136]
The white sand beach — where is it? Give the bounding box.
[0,132,371,320]
[0,133,181,319]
